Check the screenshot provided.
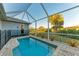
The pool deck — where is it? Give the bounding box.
[0,35,79,56]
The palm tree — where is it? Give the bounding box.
[49,13,64,32]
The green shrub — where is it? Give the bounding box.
[65,39,79,47]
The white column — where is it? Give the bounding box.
[35,21,37,36]
[48,17,50,40]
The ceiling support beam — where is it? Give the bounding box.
[31,5,79,24]
[24,4,38,36]
[21,12,25,20]
[40,3,50,40]
[25,11,37,36]
[26,13,30,22]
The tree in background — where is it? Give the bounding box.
[37,26,46,33]
[49,13,64,32]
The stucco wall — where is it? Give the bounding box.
[1,21,20,30]
[1,20,28,30]
[1,20,29,35]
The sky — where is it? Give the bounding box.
[3,3,79,28]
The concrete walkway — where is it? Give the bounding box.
[0,37,19,56]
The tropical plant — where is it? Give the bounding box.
[65,39,79,47]
[49,14,64,32]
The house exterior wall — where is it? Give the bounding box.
[0,20,29,50]
[1,20,29,36]
[1,21,20,36]
[1,21,19,30]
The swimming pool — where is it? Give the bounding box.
[12,37,56,56]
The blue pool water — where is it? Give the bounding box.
[12,37,56,56]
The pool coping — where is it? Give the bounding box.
[30,36,57,49]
